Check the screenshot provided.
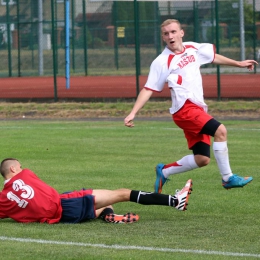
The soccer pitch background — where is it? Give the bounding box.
[0,119,259,260]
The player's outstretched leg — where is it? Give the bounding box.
[173,179,193,211]
[104,213,139,224]
[222,174,253,189]
[154,163,168,193]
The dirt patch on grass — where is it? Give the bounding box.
[0,101,259,120]
[2,109,259,121]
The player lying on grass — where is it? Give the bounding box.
[0,158,192,224]
[124,19,257,193]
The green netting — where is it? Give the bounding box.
[0,0,259,99]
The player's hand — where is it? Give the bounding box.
[240,60,258,71]
[124,115,135,127]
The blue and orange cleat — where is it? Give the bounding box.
[222,174,253,189]
[154,163,168,193]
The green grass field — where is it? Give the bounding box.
[0,119,259,260]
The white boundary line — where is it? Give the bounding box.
[0,236,259,258]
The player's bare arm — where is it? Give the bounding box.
[213,54,258,70]
[124,88,153,127]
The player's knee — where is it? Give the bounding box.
[214,124,227,141]
[195,155,210,167]
[117,188,131,200]
[192,142,210,167]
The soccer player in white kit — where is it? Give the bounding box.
[124,19,258,193]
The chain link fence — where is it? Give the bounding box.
[0,0,259,99]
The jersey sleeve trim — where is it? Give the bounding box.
[211,44,216,63]
[144,86,162,93]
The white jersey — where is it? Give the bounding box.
[145,42,215,114]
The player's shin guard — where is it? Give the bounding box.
[163,155,198,178]
[130,190,177,207]
[213,141,232,181]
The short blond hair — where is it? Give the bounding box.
[161,19,182,30]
